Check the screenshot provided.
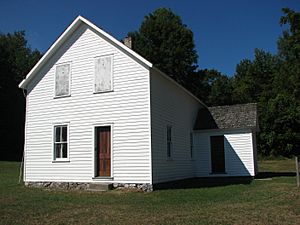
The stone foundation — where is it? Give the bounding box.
[113,183,153,192]
[25,181,89,190]
[25,182,153,192]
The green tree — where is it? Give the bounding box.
[232,49,279,104]
[127,8,233,106]
[128,8,198,85]
[274,8,300,156]
[276,8,300,102]
[184,69,233,106]
[278,8,300,61]
[208,73,233,106]
[231,8,300,156]
[259,94,300,156]
[184,70,210,103]
[0,31,41,160]
[196,69,232,106]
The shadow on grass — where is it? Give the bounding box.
[255,172,295,179]
[154,172,295,190]
[154,177,253,190]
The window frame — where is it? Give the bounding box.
[190,132,194,160]
[53,123,70,162]
[94,54,114,94]
[166,125,172,159]
[54,62,72,98]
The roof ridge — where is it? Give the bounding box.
[19,15,152,89]
[208,103,257,109]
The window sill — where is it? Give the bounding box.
[93,90,114,94]
[54,94,71,99]
[92,177,114,180]
[209,172,227,175]
[52,160,70,163]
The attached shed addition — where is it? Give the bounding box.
[193,103,258,177]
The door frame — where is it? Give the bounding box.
[92,123,114,179]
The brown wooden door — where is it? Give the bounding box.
[96,126,111,177]
[210,135,225,173]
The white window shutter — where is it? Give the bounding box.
[95,56,112,92]
[55,64,70,96]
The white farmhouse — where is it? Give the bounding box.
[19,16,258,191]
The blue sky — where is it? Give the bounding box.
[0,0,299,76]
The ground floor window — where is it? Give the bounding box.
[53,124,68,160]
[190,133,194,159]
[166,125,172,158]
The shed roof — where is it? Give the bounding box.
[194,103,258,130]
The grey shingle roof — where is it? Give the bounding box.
[194,103,258,130]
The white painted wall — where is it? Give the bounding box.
[23,20,256,185]
[150,69,202,184]
[193,130,255,177]
[24,24,151,184]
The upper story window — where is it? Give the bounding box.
[55,63,71,97]
[94,55,113,93]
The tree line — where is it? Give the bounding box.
[128,7,299,157]
[0,31,41,160]
[0,8,299,160]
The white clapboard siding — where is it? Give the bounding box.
[24,23,151,184]
[150,69,202,184]
[193,130,255,177]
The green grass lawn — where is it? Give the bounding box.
[1,159,299,225]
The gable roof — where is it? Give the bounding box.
[18,15,206,107]
[194,103,258,130]
[19,15,152,89]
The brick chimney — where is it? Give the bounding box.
[123,36,132,49]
